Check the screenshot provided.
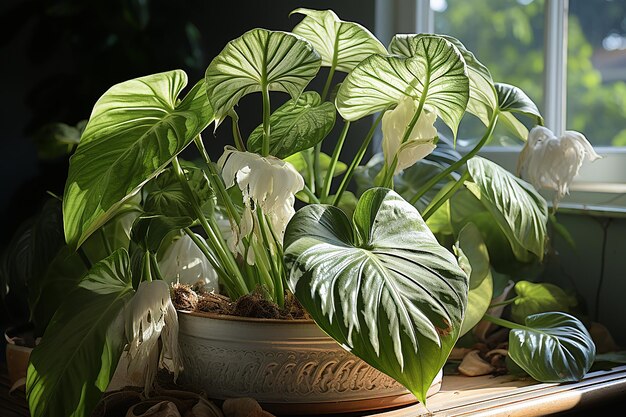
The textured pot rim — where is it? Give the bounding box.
[177,308,316,325]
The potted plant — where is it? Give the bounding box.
[22,7,599,417]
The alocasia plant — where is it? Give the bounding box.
[23,7,598,417]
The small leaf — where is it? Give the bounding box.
[63,72,213,249]
[247,92,336,158]
[454,223,493,337]
[511,281,578,323]
[496,83,543,140]
[205,28,321,125]
[26,249,134,417]
[508,312,596,382]
[291,8,386,72]
[336,35,469,138]
[467,156,548,261]
[284,188,468,403]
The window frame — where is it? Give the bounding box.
[375,0,626,210]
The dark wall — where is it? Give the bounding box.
[0,0,377,252]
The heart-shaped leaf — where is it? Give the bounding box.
[467,156,548,261]
[390,34,497,127]
[511,281,578,323]
[284,187,468,403]
[63,71,213,250]
[26,248,134,417]
[336,35,469,138]
[454,223,493,337]
[508,312,596,382]
[205,28,321,125]
[247,92,336,158]
[496,83,543,140]
[291,8,386,72]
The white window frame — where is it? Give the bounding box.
[375,0,626,211]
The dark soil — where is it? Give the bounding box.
[172,284,311,320]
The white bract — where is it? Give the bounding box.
[158,233,219,293]
[382,96,438,175]
[218,146,304,261]
[123,280,181,393]
[517,126,601,206]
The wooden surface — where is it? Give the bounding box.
[2,363,626,416]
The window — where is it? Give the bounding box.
[376,0,626,209]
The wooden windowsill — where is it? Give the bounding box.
[366,365,626,416]
[3,362,626,416]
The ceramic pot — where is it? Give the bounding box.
[177,310,442,415]
[4,323,35,391]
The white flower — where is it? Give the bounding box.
[158,233,219,293]
[382,96,438,175]
[218,147,304,261]
[123,280,181,393]
[517,126,601,206]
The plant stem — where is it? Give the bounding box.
[313,143,323,196]
[333,111,385,205]
[229,110,246,152]
[172,157,248,297]
[409,110,500,205]
[143,250,152,283]
[321,64,337,102]
[149,253,164,281]
[261,87,271,157]
[77,247,92,270]
[194,136,241,224]
[421,170,470,221]
[489,296,519,309]
[301,184,320,204]
[322,121,350,200]
[256,209,284,307]
[381,92,428,189]
[482,313,532,331]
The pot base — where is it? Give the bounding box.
[177,311,442,415]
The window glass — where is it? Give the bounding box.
[433,0,545,146]
[567,0,626,146]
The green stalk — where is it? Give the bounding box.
[99,228,112,257]
[489,296,519,309]
[421,170,471,221]
[172,157,248,297]
[322,121,350,199]
[333,111,385,206]
[149,253,164,281]
[380,91,428,189]
[482,313,533,331]
[77,247,92,270]
[256,209,284,307]
[303,150,316,192]
[313,143,323,196]
[261,87,271,157]
[143,250,152,283]
[229,110,246,152]
[302,184,320,204]
[183,227,229,283]
[409,110,499,205]
[194,136,241,224]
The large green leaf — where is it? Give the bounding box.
[390,34,497,127]
[247,91,336,158]
[27,249,134,417]
[508,312,596,382]
[511,281,578,323]
[205,28,321,125]
[467,156,548,261]
[336,35,469,137]
[63,71,213,250]
[284,188,468,403]
[496,83,543,140]
[291,8,386,73]
[454,223,493,337]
